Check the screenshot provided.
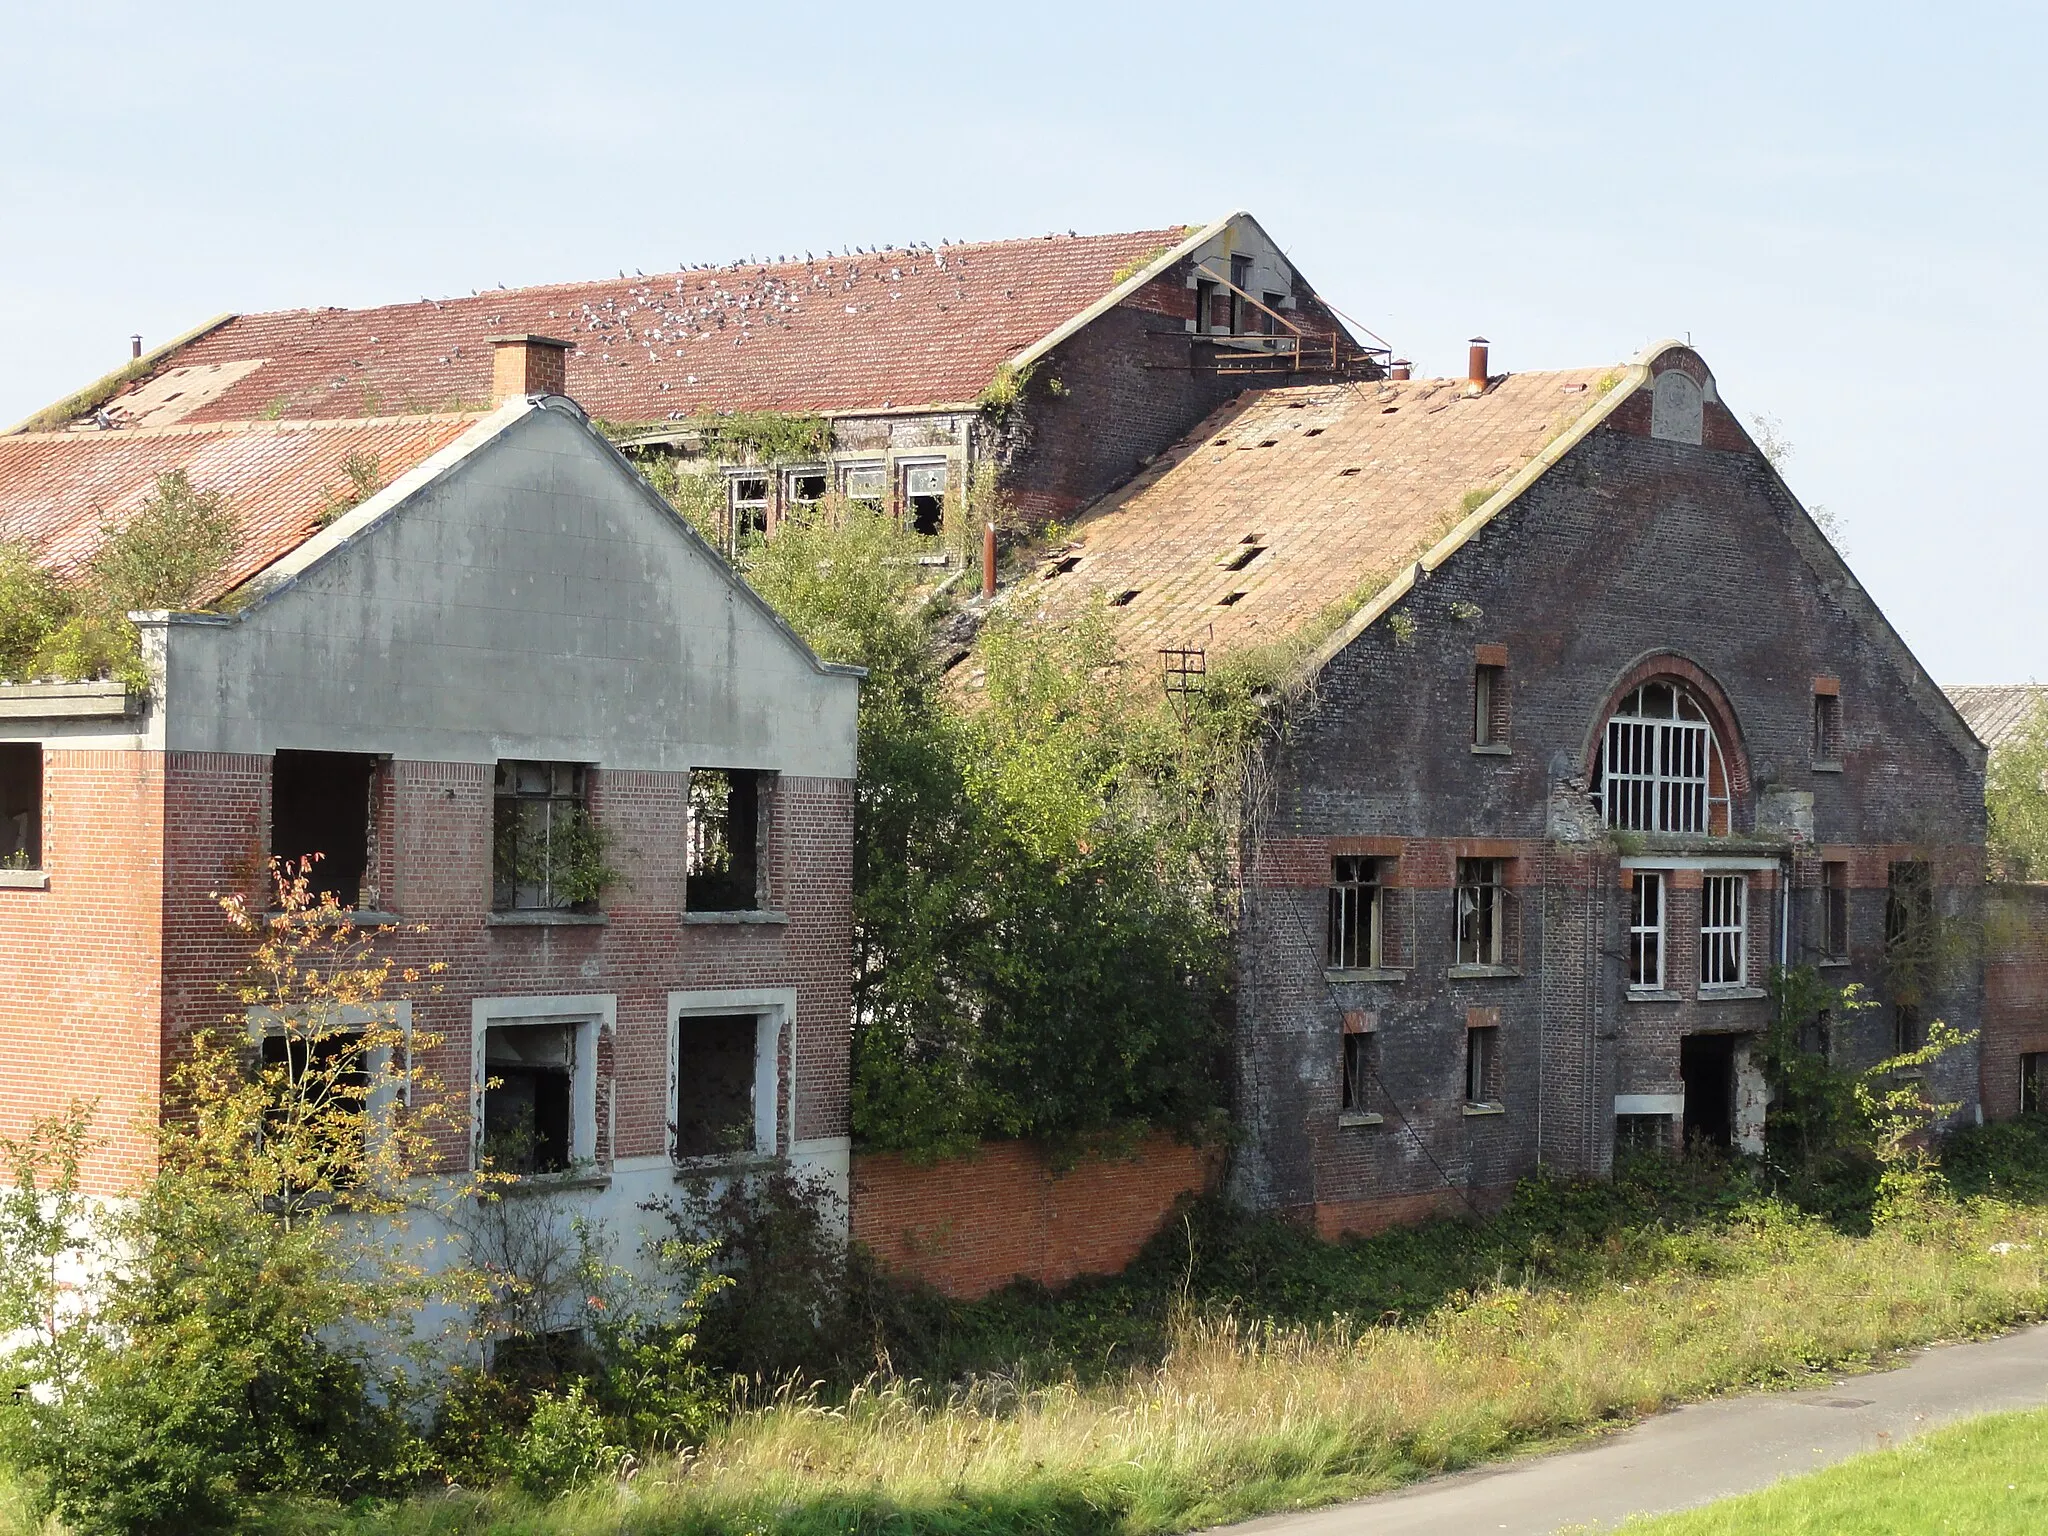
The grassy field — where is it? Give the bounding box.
[13,1133,2048,1535]
[1621,1405,2048,1533]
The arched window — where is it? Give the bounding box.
[1593,679,1731,835]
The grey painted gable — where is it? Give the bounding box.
[159,404,858,777]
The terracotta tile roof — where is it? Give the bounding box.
[1946,685,2048,753]
[0,417,477,601]
[1017,367,1619,657]
[75,227,1189,431]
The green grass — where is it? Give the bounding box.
[1621,1405,2048,1533]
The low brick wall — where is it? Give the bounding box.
[1985,883,2048,1119]
[850,1135,1219,1298]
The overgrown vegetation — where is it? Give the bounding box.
[0,469,239,687]
[1987,694,2048,881]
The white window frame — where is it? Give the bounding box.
[1700,874,1748,988]
[470,994,610,1172]
[1628,872,1665,991]
[667,987,792,1165]
[1601,682,1730,835]
[841,461,886,503]
[782,466,828,509]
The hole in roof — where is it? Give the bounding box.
[1109,589,1140,607]
[1240,533,1261,543]
[1219,591,1247,606]
[1340,467,1362,476]
[1286,402,1307,409]
[1224,546,1266,572]
[1049,555,1080,575]
[1562,383,1588,393]
[1381,406,1399,415]
[1304,428,1325,437]
[1258,439,1279,448]
[1212,437,1229,446]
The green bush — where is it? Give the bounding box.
[506,1384,627,1495]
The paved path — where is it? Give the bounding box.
[1221,1323,2048,1535]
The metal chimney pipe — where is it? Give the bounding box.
[982,522,997,599]
[1390,358,1412,381]
[1466,337,1490,395]
[130,335,142,360]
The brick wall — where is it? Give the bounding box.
[851,1135,1219,1298]
[1984,883,2048,1118]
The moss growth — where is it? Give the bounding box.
[1110,243,1175,286]
[976,361,1033,418]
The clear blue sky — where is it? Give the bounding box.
[5,2,2040,682]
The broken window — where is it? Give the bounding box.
[2023,1053,2046,1115]
[492,762,599,912]
[784,468,827,522]
[1615,1114,1670,1155]
[1340,1026,1377,1116]
[260,1029,371,1187]
[842,462,886,507]
[272,750,377,906]
[1455,858,1509,967]
[1473,663,1508,749]
[1465,1025,1501,1106]
[1700,874,1747,987]
[728,475,769,543]
[1594,679,1731,835]
[1328,856,1383,970]
[1228,254,1253,332]
[1884,858,1935,1034]
[673,1012,762,1159]
[687,769,762,912]
[1628,872,1665,991]
[1260,291,1285,336]
[481,1022,577,1175]
[902,462,947,537]
[1821,861,1850,961]
[0,743,41,871]
[1812,685,1843,765]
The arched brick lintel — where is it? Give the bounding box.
[1581,651,1754,809]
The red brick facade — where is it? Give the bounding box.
[1984,883,2048,1120]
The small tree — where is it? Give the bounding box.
[1987,696,2048,882]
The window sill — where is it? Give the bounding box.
[673,1150,780,1176]
[1469,742,1512,756]
[1448,964,1522,980]
[487,1170,612,1198]
[1811,760,1843,773]
[1338,1111,1384,1128]
[1625,988,1682,1003]
[683,909,790,926]
[267,907,402,929]
[0,870,49,890]
[1817,958,1851,969]
[1699,985,1767,1001]
[1463,1102,1506,1117]
[486,909,609,928]
[1325,966,1406,983]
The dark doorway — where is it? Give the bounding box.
[483,1023,576,1174]
[674,1013,760,1158]
[1680,1033,1735,1152]
[272,750,377,905]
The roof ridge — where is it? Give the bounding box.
[5,411,490,444]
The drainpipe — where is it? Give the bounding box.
[982,522,997,599]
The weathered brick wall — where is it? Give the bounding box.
[1984,883,2048,1118]
[851,1135,1219,1298]
[0,748,167,1192]
[1236,351,1985,1228]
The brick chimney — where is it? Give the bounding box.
[489,334,572,403]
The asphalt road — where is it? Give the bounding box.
[1217,1323,2048,1535]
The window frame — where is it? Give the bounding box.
[1628,871,1665,991]
[1820,861,1850,963]
[245,1000,413,1181]
[1597,680,1731,835]
[841,461,886,506]
[1473,662,1509,750]
[470,995,609,1176]
[1464,1024,1502,1108]
[1327,855,1383,971]
[667,987,791,1165]
[492,760,599,913]
[0,741,43,875]
[270,748,380,909]
[1454,857,1510,969]
[686,767,767,914]
[1700,873,1748,988]
[1340,1025,1378,1121]
[1811,682,1844,768]
[2022,1052,2047,1115]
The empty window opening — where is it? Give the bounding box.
[1261,291,1286,336]
[1893,1002,1924,1054]
[1615,1113,1671,1156]
[1812,684,1843,764]
[1680,1033,1735,1151]
[842,462,886,506]
[1341,1028,1378,1116]
[482,1023,575,1175]
[784,469,828,515]
[493,761,597,912]
[1821,861,1850,961]
[674,1012,761,1159]
[729,476,769,542]
[1223,545,1266,572]
[687,769,762,912]
[1218,591,1247,606]
[1465,1025,1501,1106]
[261,1029,370,1186]
[1109,589,1140,606]
[1328,856,1384,970]
[1473,663,1509,748]
[903,463,947,536]
[1595,679,1731,835]
[1456,857,1509,967]
[2023,1053,2047,1115]
[1884,859,1935,1033]
[1628,872,1665,990]
[1802,1005,1834,1060]
[272,749,376,906]
[1195,279,1219,335]
[0,743,42,871]
[1701,874,1747,986]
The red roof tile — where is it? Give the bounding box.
[95,227,1189,429]
[0,417,478,601]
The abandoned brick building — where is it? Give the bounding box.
[19,211,1375,555]
[1020,339,1986,1234]
[0,390,862,1241]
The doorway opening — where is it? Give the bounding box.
[1680,1033,1735,1152]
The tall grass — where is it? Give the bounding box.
[217,1184,2048,1536]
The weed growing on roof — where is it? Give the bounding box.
[0,540,71,681]
[1459,486,1494,515]
[1110,243,1175,286]
[692,410,832,464]
[12,357,157,435]
[1386,609,1418,646]
[975,361,1032,419]
[314,451,387,527]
